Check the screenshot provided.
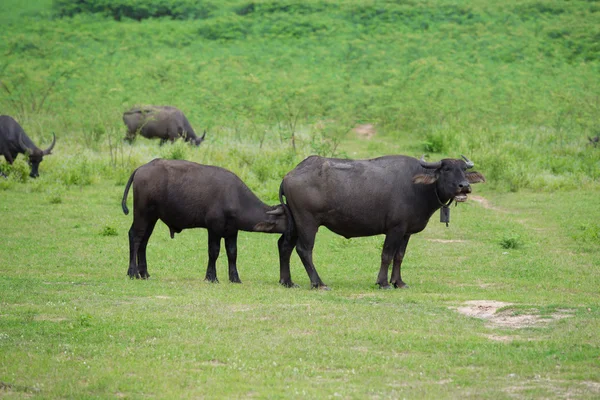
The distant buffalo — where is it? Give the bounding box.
[122,106,206,146]
[0,115,56,178]
[122,158,287,282]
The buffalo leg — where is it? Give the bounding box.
[127,224,139,278]
[127,217,157,279]
[278,232,299,288]
[224,233,241,283]
[376,232,406,289]
[390,235,410,288]
[205,231,221,283]
[136,219,158,279]
[295,226,327,289]
[2,152,14,164]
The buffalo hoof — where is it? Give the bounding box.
[392,282,409,289]
[378,284,393,290]
[280,280,299,288]
[127,269,140,279]
[229,279,242,284]
[204,277,219,283]
[312,285,330,291]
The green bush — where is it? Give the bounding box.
[500,232,524,249]
[100,226,118,237]
[160,141,189,160]
[53,0,217,20]
[0,159,30,183]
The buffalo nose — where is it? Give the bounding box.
[30,172,38,178]
[458,181,471,191]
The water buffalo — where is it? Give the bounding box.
[277,154,485,289]
[0,115,56,178]
[122,106,206,146]
[122,158,287,282]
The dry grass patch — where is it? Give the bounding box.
[452,300,575,329]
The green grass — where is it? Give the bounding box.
[1,0,600,397]
[1,154,599,398]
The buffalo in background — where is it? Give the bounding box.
[0,115,56,178]
[122,105,206,146]
[277,154,485,289]
[122,158,287,282]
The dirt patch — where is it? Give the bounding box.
[504,378,600,399]
[451,300,574,329]
[229,305,254,312]
[353,124,376,139]
[469,195,507,213]
[34,315,68,322]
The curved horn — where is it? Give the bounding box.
[18,133,33,153]
[419,155,442,169]
[266,206,284,216]
[43,133,56,155]
[461,154,474,169]
[200,130,206,140]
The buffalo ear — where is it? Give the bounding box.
[466,171,486,184]
[253,222,276,232]
[412,173,438,184]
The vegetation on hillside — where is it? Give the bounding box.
[0,0,599,192]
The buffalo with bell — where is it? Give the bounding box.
[277,154,485,289]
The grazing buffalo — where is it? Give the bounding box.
[0,115,56,178]
[277,154,485,289]
[122,106,206,146]
[122,158,287,282]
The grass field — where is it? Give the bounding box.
[1,0,600,398]
[1,172,599,398]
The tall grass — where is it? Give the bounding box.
[0,0,599,191]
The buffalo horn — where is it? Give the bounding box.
[200,130,206,140]
[419,155,442,169]
[461,155,474,169]
[267,207,284,216]
[43,133,56,155]
[18,133,33,153]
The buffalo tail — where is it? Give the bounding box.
[121,168,138,215]
[278,181,295,239]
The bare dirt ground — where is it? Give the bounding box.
[469,195,508,213]
[451,300,574,332]
[353,124,376,139]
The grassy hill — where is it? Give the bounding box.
[1,0,599,192]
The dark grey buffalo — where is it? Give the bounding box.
[0,115,56,178]
[122,106,206,146]
[277,154,485,289]
[122,158,287,282]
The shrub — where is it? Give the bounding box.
[100,226,118,237]
[499,232,523,249]
[53,0,217,21]
[160,141,188,160]
[0,159,30,183]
